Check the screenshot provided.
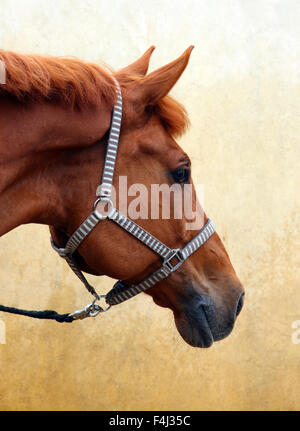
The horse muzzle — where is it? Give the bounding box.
[174,290,245,348]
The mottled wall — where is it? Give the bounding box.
[0,0,299,411]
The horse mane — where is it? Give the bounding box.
[0,50,190,137]
[0,50,117,109]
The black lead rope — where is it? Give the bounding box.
[0,305,74,323]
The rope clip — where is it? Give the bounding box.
[69,296,111,320]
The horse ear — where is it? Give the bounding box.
[137,46,194,106]
[117,46,155,76]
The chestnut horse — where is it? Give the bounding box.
[0,46,244,347]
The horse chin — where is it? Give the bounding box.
[173,295,236,348]
[174,306,214,348]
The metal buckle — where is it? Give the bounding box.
[163,249,184,273]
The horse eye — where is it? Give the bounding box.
[171,167,190,183]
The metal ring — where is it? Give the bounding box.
[98,294,112,312]
[94,198,114,220]
[88,297,111,316]
[88,303,103,317]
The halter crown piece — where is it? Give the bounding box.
[50,78,215,320]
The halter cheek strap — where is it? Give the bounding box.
[51,78,215,320]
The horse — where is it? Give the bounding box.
[0,46,244,347]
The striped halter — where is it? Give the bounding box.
[51,79,215,320]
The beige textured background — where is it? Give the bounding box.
[0,0,299,411]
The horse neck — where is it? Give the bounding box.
[0,97,111,236]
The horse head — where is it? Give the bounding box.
[51,47,244,347]
[0,47,244,347]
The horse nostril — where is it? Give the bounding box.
[236,292,245,317]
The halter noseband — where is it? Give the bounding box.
[51,78,215,320]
